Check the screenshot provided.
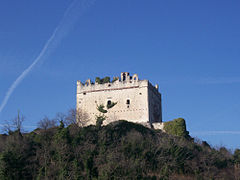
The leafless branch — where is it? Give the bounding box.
[38,116,57,130]
[65,108,89,127]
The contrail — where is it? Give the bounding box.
[0,0,95,114]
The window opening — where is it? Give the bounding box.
[123,73,126,81]
[126,99,130,105]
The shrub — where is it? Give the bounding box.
[163,118,189,137]
[96,116,106,129]
[103,77,110,84]
[97,105,107,113]
[95,77,111,84]
[95,77,101,84]
[234,149,240,164]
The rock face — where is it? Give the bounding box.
[76,72,163,129]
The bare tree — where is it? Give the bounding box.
[65,108,89,127]
[13,111,25,132]
[37,116,57,130]
[2,110,25,134]
[2,121,12,134]
[64,109,76,126]
[55,112,66,124]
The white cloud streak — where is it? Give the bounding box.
[0,0,95,114]
[191,131,240,136]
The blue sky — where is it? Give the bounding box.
[0,0,240,150]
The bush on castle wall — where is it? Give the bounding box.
[95,77,111,84]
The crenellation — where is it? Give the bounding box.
[77,74,144,91]
[78,78,148,93]
[85,79,91,86]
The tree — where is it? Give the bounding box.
[65,108,89,127]
[13,111,24,132]
[234,149,240,164]
[37,116,57,130]
[96,104,108,128]
[55,112,66,124]
[2,111,25,134]
[163,118,189,138]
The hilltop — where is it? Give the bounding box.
[0,120,239,179]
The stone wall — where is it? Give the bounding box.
[76,72,163,129]
[148,82,162,123]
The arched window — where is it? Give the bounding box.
[126,99,130,105]
[132,74,138,81]
[107,100,111,106]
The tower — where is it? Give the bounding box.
[76,72,162,128]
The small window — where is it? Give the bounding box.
[107,100,111,106]
[83,92,86,95]
[139,93,142,95]
[123,73,126,81]
[126,99,130,105]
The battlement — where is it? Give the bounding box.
[77,72,139,87]
[77,72,160,95]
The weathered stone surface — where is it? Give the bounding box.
[152,122,165,130]
[76,72,163,129]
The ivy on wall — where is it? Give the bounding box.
[96,102,117,128]
[97,105,107,113]
[163,118,189,138]
[107,102,117,109]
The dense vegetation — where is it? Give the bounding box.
[0,119,240,179]
[163,118,189,138]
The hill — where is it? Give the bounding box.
[0,120,239,179]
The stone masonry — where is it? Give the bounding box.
[76,72,164,129]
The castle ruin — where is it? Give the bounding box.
[76,72,164,129]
